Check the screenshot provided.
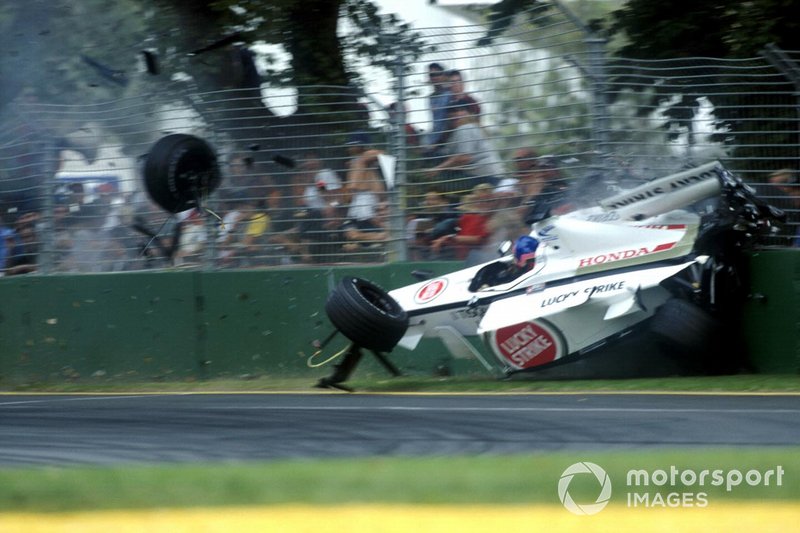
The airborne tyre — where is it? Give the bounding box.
[143,134,221,213]
[648,298,719,354]
[325,277,409,353]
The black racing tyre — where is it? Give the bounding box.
[325,277,409,353]
[143,134,221,213]
[648,298,719,354]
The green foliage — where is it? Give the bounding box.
[491,56,592,155]
[605,0,800,59]
[0,1,427,113]
[470,0,800,169]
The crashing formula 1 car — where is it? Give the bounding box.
[317,161,784,388]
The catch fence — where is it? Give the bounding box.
[1,6,799,274]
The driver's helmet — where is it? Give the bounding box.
[513,235,539,269]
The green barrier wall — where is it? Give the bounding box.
[743,250,800,373]
[0,262,487,385]
[1,252,798,385]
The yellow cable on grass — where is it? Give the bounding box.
[307,342,352,368]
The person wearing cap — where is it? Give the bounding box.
[426,103,505,194]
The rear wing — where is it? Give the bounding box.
[598,161,723,220]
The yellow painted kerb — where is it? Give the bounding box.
[1,502,798,533]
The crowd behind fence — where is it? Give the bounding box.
[1,14,799,275]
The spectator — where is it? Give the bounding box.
[430,184,494,260]
[387,101,421,148]
[512,149,571,224]
[0,226,14,273]
[406,189,460,260]
[130,194,182,269]
[298,152,342,211]
[426,103,505,194]
[269,173,338,264]
[219,152,265,201]
[486,184,527,248]
[341,201,390,262]
[298,153,347,237]
[447,69,481,120]
[173,209,207,266]
[4,211,39,275]
[344,132,386,232]
[215,193,250,267]
[766,168,800,246]
[423,62,453,157]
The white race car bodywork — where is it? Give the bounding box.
[388,162,724,373]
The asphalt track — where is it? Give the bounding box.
[0,392,798,466]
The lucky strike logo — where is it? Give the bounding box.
[414,278,448,304]
[490,321,563,369]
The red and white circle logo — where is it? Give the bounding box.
[487,320,564,370]
[414,278,448,304]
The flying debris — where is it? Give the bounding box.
[188,33,243,56]
[81,54,128,87]
[272,155,296,168]
[142,50,159,75]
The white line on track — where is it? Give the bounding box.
[200,406,800,414]
[1,396,797,415]
[0,395,176,407]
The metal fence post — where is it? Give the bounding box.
[38,140,57,274]
[552,0,610,166]
[390,48,409,262]
[586,36,610,167]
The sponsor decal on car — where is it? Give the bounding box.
[487,320,565,370]
[539,281,627,308]
[586,212,620,222]
[601,166,718,210]
[635,224,687,230]
[536,224,559,241]
[578,242,676,268]
[413,278,448,304]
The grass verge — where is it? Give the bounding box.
[2,374,800,394]
[0,448,797,512]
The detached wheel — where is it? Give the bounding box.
[144,134,221,213]
[325,277,409,353]
[649,298,719,354]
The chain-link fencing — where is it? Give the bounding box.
[1,9,799,275]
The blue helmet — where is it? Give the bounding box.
[513,235,539,268]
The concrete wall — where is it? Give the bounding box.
[1,252,798,385]
[743,250,800,373]
[0,263,485,385]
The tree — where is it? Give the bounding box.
[601,0,800,170]
[607,0,800,59]
[471,0,800,171]
[0,0,428,153]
